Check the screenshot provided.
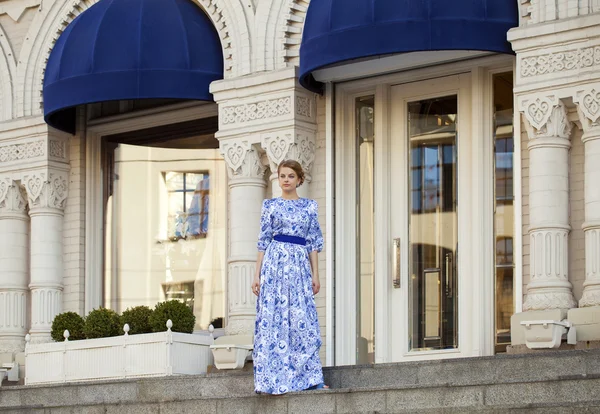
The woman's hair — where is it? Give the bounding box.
[277,159,305,187]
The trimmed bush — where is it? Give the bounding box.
[84,308,121,339]
[120,306,153,335]
[51,312,85,342]
[149,300,195,334]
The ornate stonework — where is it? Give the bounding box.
[574,87,600,133]
[221,97,292,125]
[0,140,44,163]
[295,96,313,118]
[221,141,266,180]
[261,131,316,179]
[520,95,571,140]
[0,0,40,22]
[49,139,67,159]
[521,47,600,78]
[0,177,27,214]
[23,171,69,210]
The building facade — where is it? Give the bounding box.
[0,0,599,369]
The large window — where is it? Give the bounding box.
[102,116,226,331]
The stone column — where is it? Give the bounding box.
[0,177,29,353]
[574,87,600,307]
[520,95,577,311]
[23,169,68,343]
[220,142,267,334]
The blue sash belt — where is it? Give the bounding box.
[273,234,306,246]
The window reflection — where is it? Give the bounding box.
[103,128,226,331]
[493,72,515,351]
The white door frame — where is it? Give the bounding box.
[333,55,517,365]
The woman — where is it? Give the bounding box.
[251,159,328,395]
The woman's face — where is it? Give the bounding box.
[278,167,300,193]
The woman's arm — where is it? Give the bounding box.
[252,251,265,296]
[309,250,320,295]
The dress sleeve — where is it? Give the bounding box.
[306,200,324,253]
[257,199,273,252]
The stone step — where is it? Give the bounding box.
[1,349,599,413]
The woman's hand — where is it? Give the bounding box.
[312,276,321,295]
[252,275,260,296]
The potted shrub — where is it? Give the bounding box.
[120,306,153,335]
[83,308,121,339]
[149,300,195,333]
[51,312,86,342]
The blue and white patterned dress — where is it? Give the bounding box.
[253,197,324,395]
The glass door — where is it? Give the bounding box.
[387,74,471,361]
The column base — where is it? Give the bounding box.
[511,309,568,346]
[523,290,577,311]
[568,307,600,341]
[0,336,26,354]
[27,332,53,345]
[225,317,255,336]
[579,286,600,308]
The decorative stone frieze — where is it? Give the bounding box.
[521,46,600,78]
[221,97,292,125]
[519,95,577,311]
[518,0,600,26]
[0,140,44,163]
[574,86,600,308]
[0,176,29,353]
[23,170,68,210]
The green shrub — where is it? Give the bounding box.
[84,308,121,339]
[120,306,153,335]
[51,312,85,342]
[149,300,195,333]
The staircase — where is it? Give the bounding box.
[1,349,600,413]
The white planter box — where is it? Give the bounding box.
[24,326,214,385]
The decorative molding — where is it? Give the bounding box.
[0,140,44,163]
[0,177,27,214]
[23,171,68,210]
[524,229,577,311]
[221,97,292,125]
[279,0,308,66]
[221,141,266,180]
[0,0,40,22]
[296,95,313,118]
[521,47,600,78]
[518,0,600,26]
[574,87,600,133]
[520,95,572,140]
[226,262,257,335]
[261,131,316,179]
[49,139,66,158]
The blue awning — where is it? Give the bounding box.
[299,0,518,93]
[43,0,224,133]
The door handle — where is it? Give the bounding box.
[445,252,453,297]
[392,238,401,289]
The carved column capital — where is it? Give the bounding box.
[22,170,69,212]
[520,95,572,144]
[0,176,27,216]
[220,140,266,184]
[573,87,600,139]
[261,130,316,182]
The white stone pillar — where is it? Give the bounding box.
[574,87,600,307]
[220,143,266,334]
[262,130,316,198]
[23,170,68,343]
[0,177,29,353]
[520,95,577,311]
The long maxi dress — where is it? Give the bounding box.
[253,197,325,395]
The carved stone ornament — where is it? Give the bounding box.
[220,141,266,180]
[23,171,69,210]
[521,47,600,78]
[523,291,578,311]
[221,97,292,125]
[0,0,40,22]
[573,87,600,132]
[0,140,44,164]
[261,132,316,179]
[0,177,27,214]
[520,95,571,140]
